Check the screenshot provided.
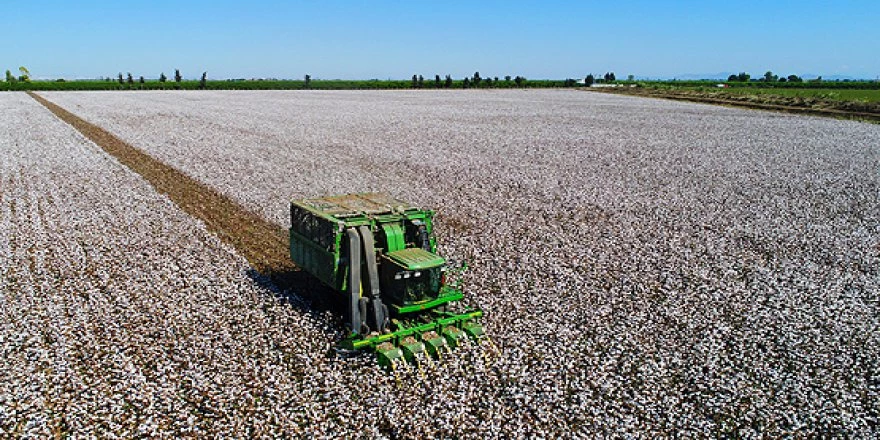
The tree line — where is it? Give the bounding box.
[6,65,627,90]
[727,71,807,83]
[2,67,210,89]
[108,69,208,89]
[404,72,532,88]
[4,66,31,83]
[405,72,629,88]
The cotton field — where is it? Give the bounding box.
[3,89,879,437]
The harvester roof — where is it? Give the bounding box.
[385,247,445,270]
[292,193,420,220]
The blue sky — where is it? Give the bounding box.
[3,1,878,80]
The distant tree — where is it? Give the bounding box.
[472,71,481,87]
[412,74,418,88]
[485,77,493,87]
[118,73,125,85]
[727,74,738,82]
[504,75,511,83]
[778,77,787,82]
[763,71,777,82]
[585,74,595,86]
[417,74,424,88]
[463,77,471,88]
[304,74,311,88]
[787,74,802,83]
[127,73,134,86]
[609,72,616,81]
[736,72,750,82]
[159,72,167,83]
[564,78,575,87]
[199,72,207,89]
[139,76,145,85]
[174,69,182,85]
[5,70,15,83]
[444,74,452,88]
[514,75,524,87]
[627,74,635,82]
[18,66,30,82]
[434,74,441,88]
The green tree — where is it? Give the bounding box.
[727,74,738,82]
[585,74,595,86]
[627,74,635,82]
[444,74,452,88]
[412,74,418,88]
[787,74,802,83]
[5,70,15,83]
[778,77,787,82]
[304,74,311,88]
[139,76,145,86]
[462,77,471,88]
[736,72,750,82]
[118,73,124,85]
[174,69,182,89]
[763,71,777,82]
[514,75,524,87]
[199,72,207,89]
[417,74,424,88]
[18,66,30,82]
[127,73,134,86]
[159,72,167,82]
[504,75,511,83]
[434,74,441,88]
[473,71,481,87]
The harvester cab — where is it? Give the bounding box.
[289,193,484,367]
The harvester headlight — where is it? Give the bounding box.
[414,271,421,277]
[394,273,402,280]
[403,272,411,279]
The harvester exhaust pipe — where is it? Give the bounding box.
[358,225,387,331]
[345,228,362,334]
[418,223,431,252]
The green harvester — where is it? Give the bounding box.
[289,193,484,367]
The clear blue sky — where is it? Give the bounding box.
[4,0,878,80]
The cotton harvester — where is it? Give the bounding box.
[289,193,485,367]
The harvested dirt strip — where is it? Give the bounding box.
[28,91,296,277]
[590,89,880,123]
